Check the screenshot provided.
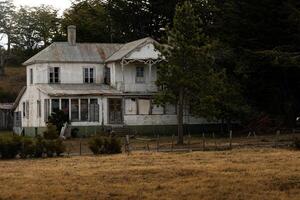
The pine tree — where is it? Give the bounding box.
[156,1,213,144]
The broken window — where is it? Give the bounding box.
[152,103,164,115]
[136,66,145,83]
[125,99,137,115]
[71,99,79,121]
[51,99,59,114]
[49,67,60,83]
[138,99,150,115]
[104,67,111,85]
[83,67,95,83]
[81,99,88,121]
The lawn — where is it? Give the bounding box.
[0,148,299,200]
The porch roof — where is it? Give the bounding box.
[36,84,122,97]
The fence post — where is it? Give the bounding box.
[275,130,280,148]
[229,130,232,149]
[171,134,174,152]
[213,132,217,150]
[79,138,82,156]
[157,134,160,152]
[188,133,192,152]
[125,135,130,155]
[202,132,205,151]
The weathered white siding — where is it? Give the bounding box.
[27,63,105,85]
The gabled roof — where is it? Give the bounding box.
[106,37,156,63]
[23,43,123,66]
[23,37,158,66]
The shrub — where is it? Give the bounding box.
[54,139,66,156]
[89,136,121,155]
[44,123,59,140]
[71,128,79,138]
[34,136,45,158]
[0,135,22,159]
[48,110,70,132]
[20,137,36,159]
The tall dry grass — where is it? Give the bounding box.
[0,148,299,200]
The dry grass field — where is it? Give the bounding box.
[0,148,299,200]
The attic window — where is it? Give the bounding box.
[49,67,60,83]
[83,67,95,83]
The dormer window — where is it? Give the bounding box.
[136,66,145,83]
[49,67,60,83]
[83,67,95,83]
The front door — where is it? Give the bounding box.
[108,98,123,124]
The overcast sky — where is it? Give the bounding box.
[13,0,72,13]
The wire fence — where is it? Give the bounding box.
[63,131,299,156]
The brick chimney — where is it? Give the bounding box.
[68,25,76,46]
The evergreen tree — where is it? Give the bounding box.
[156,1,213,144]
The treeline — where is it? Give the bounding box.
[0,0,300,128]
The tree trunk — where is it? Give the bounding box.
[177,87,184,144]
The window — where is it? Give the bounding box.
[51,99,59,114]
[80,99,88,121]
[37,100,41,118]
[49,67,60,83]
[83,67,95,83]
[136,66,145,83]
[138,99,150,115]
[125,99,137,115]
[25,101,29,119]
[89,99,99,122]
[61,99,69,118]
[44,99,50,122]
[104,67,111,85]
[30,68,33,84]
[71,99,79,121]
[22,102,26,118]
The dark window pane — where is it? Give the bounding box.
[51,99,59,113]
[71,99,79,121]
[81,99,88,121]
[61,99,69,118]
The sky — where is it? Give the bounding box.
[13,0,72,14]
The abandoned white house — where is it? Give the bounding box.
[13,25,209,136]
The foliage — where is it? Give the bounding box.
[19,137,36,159]
[43,123,59,140]
[0,135,21,159]
[294,138,300,150]
[88,136,121,155]
[48,110,70,133]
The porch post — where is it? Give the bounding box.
[121,59,125,91]
[78,99,81,121]
[69,98,71,121]
[148,62,152,90]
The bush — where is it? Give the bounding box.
[71,128,79,138]
[88,136,122,155]
[44,123,59,140]
[0,135,22,159]
[20,137,36,159]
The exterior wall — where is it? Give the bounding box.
[126,43,159,60]
[108,62,157,92]
[26,63,105,85]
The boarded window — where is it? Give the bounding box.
[37,100,41,118]
[125,99,137,115]
[81,99,88,121]
[136,66,145,83]
[138,99,150,115]
[61,99,69,118]
[44,99,50,122]
[89,99,99,122]
[165,104,176,115]
[152,104,164,115]
[71,99,79,121]
[49,67,60,83]
[51,99,59,114]
[83,68,95,83]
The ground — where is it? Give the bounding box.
[0,148,299,200]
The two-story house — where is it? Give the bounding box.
[13,26,207,136]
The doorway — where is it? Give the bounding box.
[108,98,123,124]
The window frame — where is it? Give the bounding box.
[83,67,95,84]
[136,66,145,83]
[49,67,60,84]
